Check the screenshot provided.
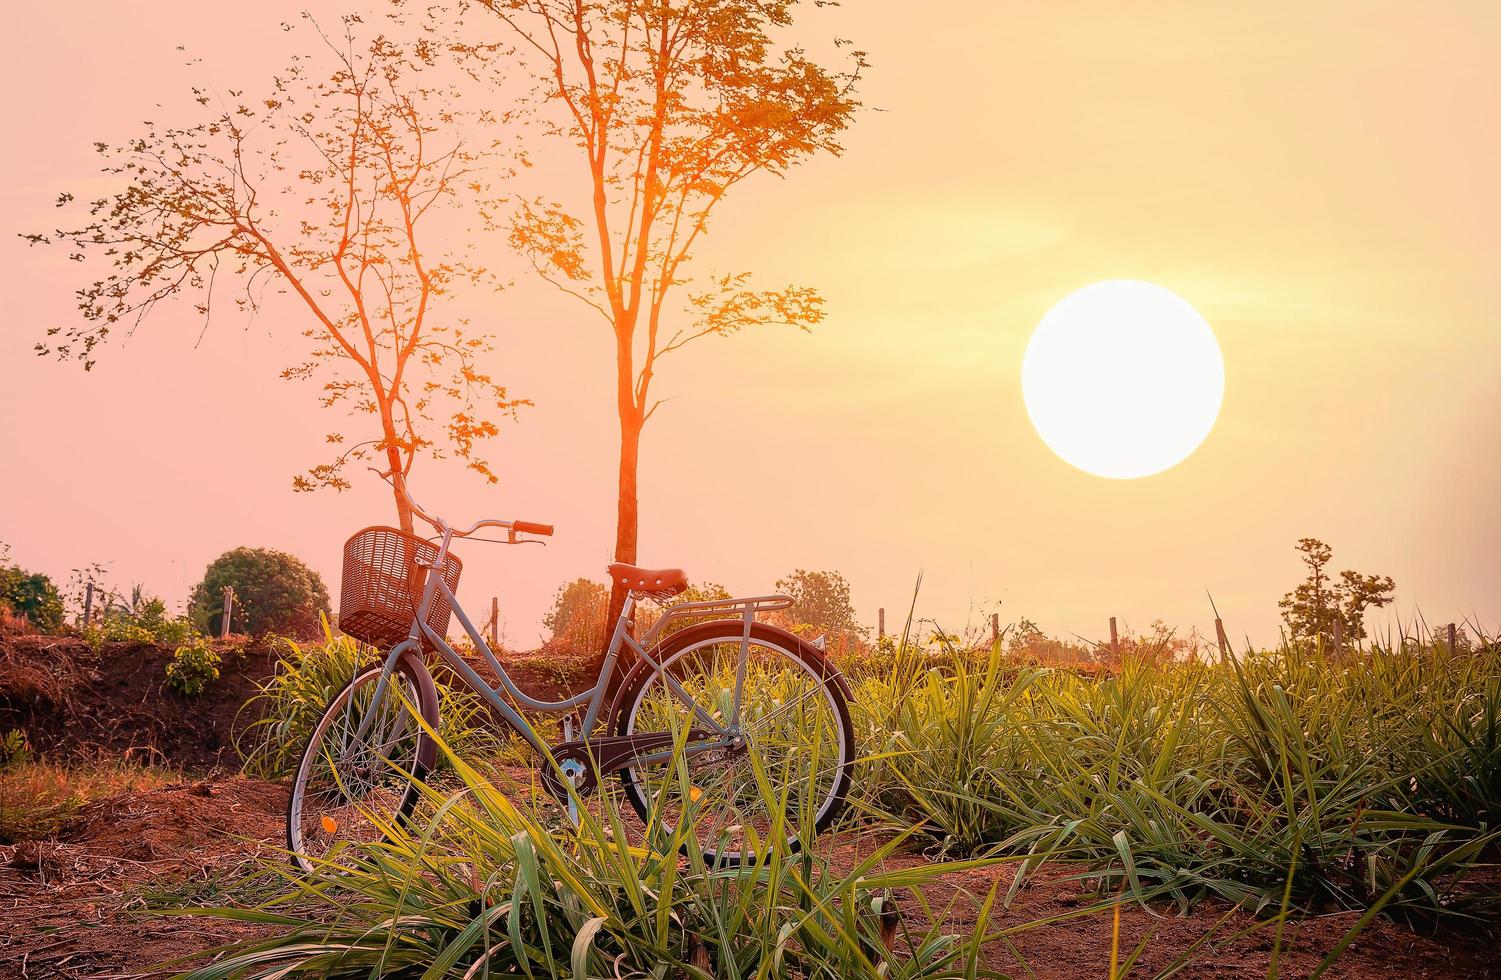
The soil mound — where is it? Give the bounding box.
[0,635,279,769]
[57,775,288,860]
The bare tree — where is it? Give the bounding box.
[28,11,524,533]
[475,0,865,630]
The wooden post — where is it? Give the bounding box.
[82,582,94,627]
[1447,622,1457,656]
[1215,618,1230,663]
[990,613,1000,650]
[877,607,885,640]
[1109,616,1119,658]
[491,596,500,649]
[220,586,234,640]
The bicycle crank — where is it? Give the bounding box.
[539,729,721,803]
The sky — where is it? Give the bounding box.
[2,1,1498,650]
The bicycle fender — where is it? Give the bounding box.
[604,620,855,732]
[397,649,441,772]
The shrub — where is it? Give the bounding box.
[541,577,609,655]
[82,594,200,650]
[83,619,156,648]
[129,595,193,642]
[0,565,65,634]
[0,729,31,771]
[543,577,734,654]
[166,639,222,697]
[189,547,330,638]
[775,568,867,641]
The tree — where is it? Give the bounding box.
[542,576,610,654]
[478,0,865,626]
[189,547,331,637]
[1278,537,1395,645]
[0,564,66,634]
[29,12,523,533]
[774,568,865,640]
[542,575,729,653]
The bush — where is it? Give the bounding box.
[83,594,201,650]
[138,598,199,646]
[166,639,222,697]
[0,729,31,771]
[543,576,737,654]
[775,568,867,641]
[541,577,609,655]
[0,565,65,634]
[189,547,330,638]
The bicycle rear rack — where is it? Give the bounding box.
[644,593,792,636]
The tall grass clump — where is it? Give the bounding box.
[851,629,1501,925]
[237,618,503,778]
[180,721,1003,979]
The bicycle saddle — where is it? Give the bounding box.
[608,562,689,598]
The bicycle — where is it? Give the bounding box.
[286,471,855,872]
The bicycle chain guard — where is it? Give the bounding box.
[539,729,720,802]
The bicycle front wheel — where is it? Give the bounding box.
[613,622,854,864]
[287,657,437,874]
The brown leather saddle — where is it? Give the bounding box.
[607,562,689,599]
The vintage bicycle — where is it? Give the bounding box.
[286,471,855,872]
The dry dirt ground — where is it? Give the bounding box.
[2,775,1497,980]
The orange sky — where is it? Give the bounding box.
[2,1,1498,649]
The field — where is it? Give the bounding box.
[2,626,1498,978]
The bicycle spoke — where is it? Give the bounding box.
[620,636,849,861]
[290,666,426,872]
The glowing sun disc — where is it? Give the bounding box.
[1022,280,1224,479]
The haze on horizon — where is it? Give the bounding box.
[2,1,1497,650]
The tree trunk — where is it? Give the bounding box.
[600,405,643,690]
[380,410,415,535]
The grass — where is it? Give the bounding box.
[176,719,1011,979]
[10,608,1483,975]
[0,755,180,843]
[848,631,1501,927]
[237,620,511,779]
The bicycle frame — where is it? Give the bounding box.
[356,522,794,766]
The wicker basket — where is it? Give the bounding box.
[338,527,462,651]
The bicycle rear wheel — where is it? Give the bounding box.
[612,622,854,864]
[287,657,437,874]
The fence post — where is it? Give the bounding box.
[877,607,885,640]
[491,596,500,649]
[1109,616,1119,658]
[991,613,1000,650]
[1214,618,1230,663]
[220,586,234,640]
[82,582,94,627]
[1447,622,1457,656]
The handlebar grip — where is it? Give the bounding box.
[513,520,554,537]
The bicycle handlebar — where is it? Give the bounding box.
[368,468,554,541]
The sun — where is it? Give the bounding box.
[1022,280,1224,479]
